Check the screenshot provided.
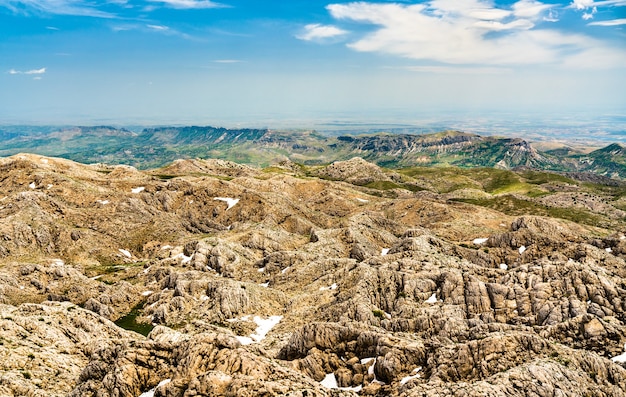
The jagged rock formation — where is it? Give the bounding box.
[1,153,626,396]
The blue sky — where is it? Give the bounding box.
[0,0,625,126]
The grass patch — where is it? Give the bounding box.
[114,302,154,337]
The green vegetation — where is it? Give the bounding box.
[114,302,154,337]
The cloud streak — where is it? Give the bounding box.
[8,67,46,74]
[296,23,348,41]
[147,0,227,9]
[0,0,115,18]
[323,0,625,68]
[588,18,626,25]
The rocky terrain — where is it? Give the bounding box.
[1,153,626,396]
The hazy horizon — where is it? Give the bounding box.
[1,0,625,138]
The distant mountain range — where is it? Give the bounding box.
[1,125,625,179]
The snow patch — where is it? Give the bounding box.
[259,282,269,288]
[29,182,36,189]
[214,197,239,210]
[499,263,508,270]
[356,198,369,203]
[425,293,438,304]
[173,253,192,264]
[606,247,613,253]
[138,379,171,397]
[142,290,154,296]
[518,245,526,254]
[40,158,48,164]
[258,267,265,273]
[52,259,64,266]
[621,235,626,240]
[131,187,145,194]
[281,266,290,274]
[47,184,53,189]
[400,367,422,385]
[381,248,390,256]
[612,343,626,363]
[320,283,338,291]
[235,315,282,345]
[473,238,488,245]
[320,373,338,389]
[319,373,363,391]
[90,275,102,280]
[119,249,132,258]
[96,200,110,205]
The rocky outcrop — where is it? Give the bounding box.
[1,154,626,396]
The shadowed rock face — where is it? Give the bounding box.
[1,153,626,397]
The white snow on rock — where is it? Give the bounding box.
[29,182,36,189]
[142,290,154,296]
[214,197,240,210]
[319,373,363,392]
[138,379,171,397]
[161,245,173,250]
[621,235,626,240]
[612,343,626,363]
[281,266,290,274]
[259,282,269,288]
[47,184,53,189]
[320,373,338,389]
[381,248,390,256]
[356,198,369,203]
[173,253,192,264]
[52,259,64,266]
[320,283,338,291]
[40,158,48,164]
[400,367,422,385]
[606,247,613,253]
[518,245,526,254]
[500,263,508,270]
[258,267,265,273]
[96,200,110,205]
[473,238,488,245]
[131,187,145,194]
[425,293,438,304]
[119,249,132,258]
[235,315,283,345]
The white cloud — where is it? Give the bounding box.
[582,6,597,19]
[147,24,169,31]
[512,0,553,18]
[588,18,626,25]
[297,23,348,41]
[25,67,46,74]
[0,0,115,18]
[324,1,625,68]
[543,9,559,22]
[147,0,227,9]
[571,0,595,9]
[213,59,242,63]
[8,67,46,75]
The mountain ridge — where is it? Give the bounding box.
[1,125,626,179]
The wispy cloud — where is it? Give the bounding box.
[323,0,625,68]
[147,0,227,9]
[212,59,242,63]
[8,67,46,74]
[296,23,348,41]
[588,18,626,25]
[399,65,513,74]
[0,0,115,18]
[147,24,170,31]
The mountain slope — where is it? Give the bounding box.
[1,154,626,396]
[1,125,625,179]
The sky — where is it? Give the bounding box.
[0,0,625,127]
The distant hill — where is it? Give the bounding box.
[1,125,625,179]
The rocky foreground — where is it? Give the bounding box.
[1,153,626,396]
